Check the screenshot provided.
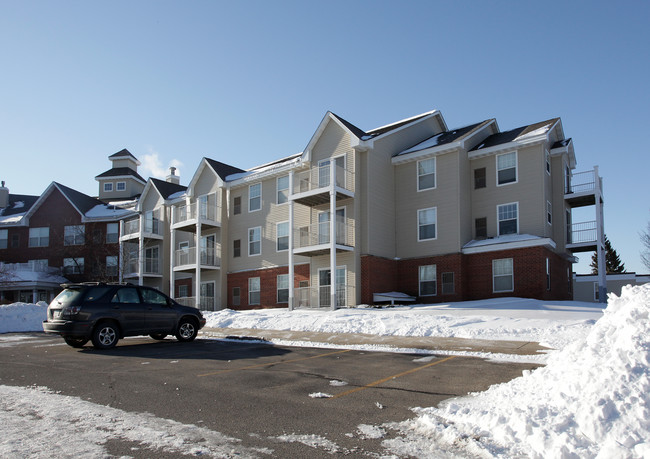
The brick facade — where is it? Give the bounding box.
[227,264,310,310]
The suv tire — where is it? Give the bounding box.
[64,337,89,348]
[175,318,198,342]
[92,321,120,349]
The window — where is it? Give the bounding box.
[276,222,289,252]
[248,227,261,256]
[594,282,599,301]
[232,287,241,306]
[546,258,551,291]
[106,223,119,243]
[418,207,437,241]
[277,274,289,303]
[63,257,84,275]
[233,196,241,215]
[144,211,159,234]
[497,203,518,236]
[233,239,241,258]
[178,284,189,298]
[64,225,85,246]
[116,182,126,191]
[106,256,118,276]
[104,182,113,192]
[546,150,551,175]
[419,265,437,296]
[111,287,139,304]
[249,183,261,212]
[497,152,517,185]
[547,201,552,225]
[442,272,455,295]
[11,233,19,248]
[249,277,260,305]
[145,246,159,273]
[0,229,7,249]
[141,287,167,305]
[417,158,436,191]
[474,167,486,189]
[318,156,345,188]
[28,259,48,271]
[277,175,289,204]
[29,227,49,247]
[475,217,487,239]
[493,258,513,292]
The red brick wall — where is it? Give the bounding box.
[227,264,310,310]
[360,255,397,304]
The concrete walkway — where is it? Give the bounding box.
[201,327,549,356]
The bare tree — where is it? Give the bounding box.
[641,220,650,271]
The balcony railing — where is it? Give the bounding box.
[124,257,162,276]
[292,164,354,194]
[174,245,221,268]
[568,221,597,244]
[294,285,355,309]
[173,201,220,226]
[295,220,355,249]
[565,169,603,195]
[121,218,163,238]
[175,296,215,311]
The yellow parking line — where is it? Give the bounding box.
[331,355,457,399]
[198,349,352,377]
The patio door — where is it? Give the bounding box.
[318,208,345,245]
[200,234,215,265]
[200,281,215,310]
[318,267,346,308]
[318,156,345,188]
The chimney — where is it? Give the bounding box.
[166,167,180,185]
[0,181,8,209]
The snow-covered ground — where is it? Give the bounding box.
[1,287,648,458]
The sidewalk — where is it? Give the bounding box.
[201,327,549,356]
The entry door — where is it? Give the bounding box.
[200,281,215,310]
[318,267,346,308]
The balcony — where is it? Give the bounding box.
[565,168,603,208]
[174,296,215,312]
[293,220,355,256]
[124,256,162,278]
[120,218,163,241]
[172,200,221,232]
[294,284,355,309]
[566,220,597,253]
[291,163,354,207]
[173,245,221,272]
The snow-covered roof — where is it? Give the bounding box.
[462,234,556,254]
[471,118,560,153]
[395,121,489,157]
[225,153,303,183]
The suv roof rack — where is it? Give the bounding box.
[60,282,130,288]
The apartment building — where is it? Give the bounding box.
[124,109,603,310]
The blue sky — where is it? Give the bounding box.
[1,1,648,274]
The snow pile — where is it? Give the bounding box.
[387,284,650,458]
[0,302,47,333]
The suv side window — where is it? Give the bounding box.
[140,288,168,305]
[82,287,112,302]
[111,287,141,304]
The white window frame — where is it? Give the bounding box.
[29,227,49,248]
[417,207,437,241]
[0,229,7,249]
[277,274,289,303]
[104,182,113,192]
[496,151,517,186]
[249,277,261,305]
[63,257,84,275]
[249,183,261,212]
[493,258,514,293]
[64,225,85,246]
[318,266,346,308]
[417,157,436,191]
[547,201,552,225]
[116,181,126,191]
[419,265,437,296]
[248,226,261,256]
[106,255,118,276]
[276,175,289,205]
[106,223,119,243]
[276,221,289,252]
[497,202,518,236]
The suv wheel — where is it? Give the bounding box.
[64,337,89,348]
[92,321,119,349]
[176,318,198,342]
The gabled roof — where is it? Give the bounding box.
[109,148,140,164]
[395,121,490,157]
[364,111,441,139]
[55,182,105,214]
[471,118,560,152]
[0,193,39,218]
[95,167,146,184]
[149,178,187,199]
[205,158,246,181]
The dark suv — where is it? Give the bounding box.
[43,283,206,349]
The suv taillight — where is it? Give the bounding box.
[62,306,82,318]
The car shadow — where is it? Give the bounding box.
[78,336,292,361]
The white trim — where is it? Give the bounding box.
[492,258,514,293]
[116,181,126,191]
[496,151,518,186]
[104,182,113,192]
[248,183,261,213]
[248,226,262,257]
[248,277,261,305]
[418,264,437,296]
[497,201,519,236]
[276,273,289,303]
[416,157,436,192]
[276,221,289,252]
[417,207,437,242]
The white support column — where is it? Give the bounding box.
[288,171,295,311]
[170,206,176,298]
[196,221,202,310]
[329,160,337,311]
[594,166,607,303]
[138,214,144,286]
[118,220,124,283]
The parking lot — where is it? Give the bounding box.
[0,333,540,457]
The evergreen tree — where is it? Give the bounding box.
[590,234,626,274]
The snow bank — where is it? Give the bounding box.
[387,284,650,458]
[0,302,47,333]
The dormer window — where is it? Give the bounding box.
[116,182,126,191]
[104,183,113,192]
